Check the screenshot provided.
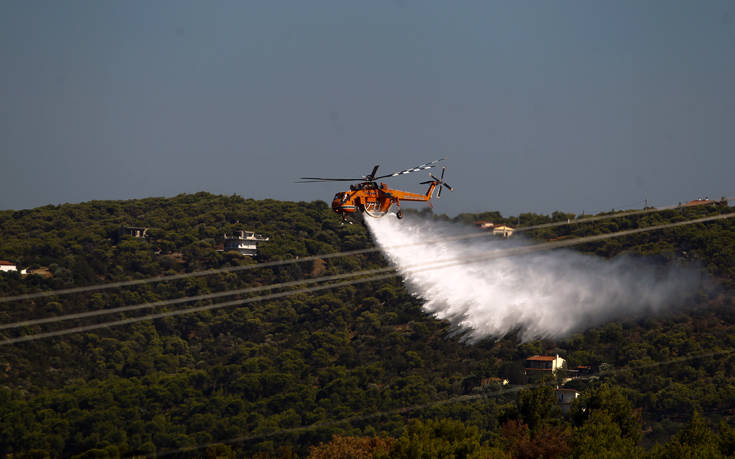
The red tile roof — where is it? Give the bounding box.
[684,199,715,207]
[0,260,14,265]
[526,355,556,361]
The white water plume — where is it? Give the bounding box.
[366,214,701,342]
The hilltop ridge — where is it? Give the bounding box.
[1,193,734,457]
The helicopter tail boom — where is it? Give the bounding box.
[389,187,434,202]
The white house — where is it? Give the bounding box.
[223,230,270,256]
[525,354,567,375]
[0,260,26,274]
[0,260,17,272]
[555,388,580,413]
[493,225,514,237]
[123,226,149,238]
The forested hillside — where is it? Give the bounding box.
[1,193,734,457]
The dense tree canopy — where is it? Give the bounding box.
[0,193,734,457]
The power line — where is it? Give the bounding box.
[2,211,731,334]
[0,267,396,330]
[598,348,735,375]
[2,197,730,304]
[0,247,377,304]
[0,273,396,346]
[3,212,733,345]
[514,205,679,232]
[153,347,735,457]
[154,386,524,457]
[513,196,735,233]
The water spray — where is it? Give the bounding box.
[366,213,702,342]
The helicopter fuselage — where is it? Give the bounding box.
[297,158,451,221]
[331,181,438,219]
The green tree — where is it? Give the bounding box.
[391,418,499,459]
[571,410,642,458]
[571,383,641,443]
[648,411,720,459]
[516,385,558,431]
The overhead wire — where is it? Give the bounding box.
[155,387,524,457]
[153,346,735,457]
[0,268,396,330]
[514,196,734,233]
[0,247,378,304]
[1,200,733,457]
[0,196,732,304]
[1,208,693,331]
[0,273,397,345]
[2,211,734,345]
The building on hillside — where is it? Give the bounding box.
[0,260,26,274]
[493,225,514,237]
[525,354,567,375]
[683,198,716,207]
[475,221,495,230]
[682,197,730,207]
[0,260,17,272]
[481,377,509,387]
[122,226,149,238]
[223,230,270,256]
[555,388,580,414]
[27,267,53,278]
[474,222,514,237]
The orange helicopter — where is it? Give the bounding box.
[298,158,453,221]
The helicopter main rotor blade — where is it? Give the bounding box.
[374,158,445,180]
[364,165,380,181]
[297,177,365,183]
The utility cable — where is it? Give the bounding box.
[0,273,396,345]
[2,197,731,304]
[2,211,732,333]
[2,211,733,345]
[513,196,734,233]
[153,347,735,457]
[154,386,524,457]
[0,268,396,330]
[0,247,378,304]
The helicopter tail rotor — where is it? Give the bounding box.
[420,166,453,198]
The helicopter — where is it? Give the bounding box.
[298,158,453,221]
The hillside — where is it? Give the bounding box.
[1,193,735,457]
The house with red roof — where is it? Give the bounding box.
[0,260,26,274]
[525,354,567,375]
[0,260,17,272]
[683,198,716,207]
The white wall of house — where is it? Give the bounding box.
[552,355,566,372]
[556,389,580,414]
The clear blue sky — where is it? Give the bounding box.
[2,1,734,216]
